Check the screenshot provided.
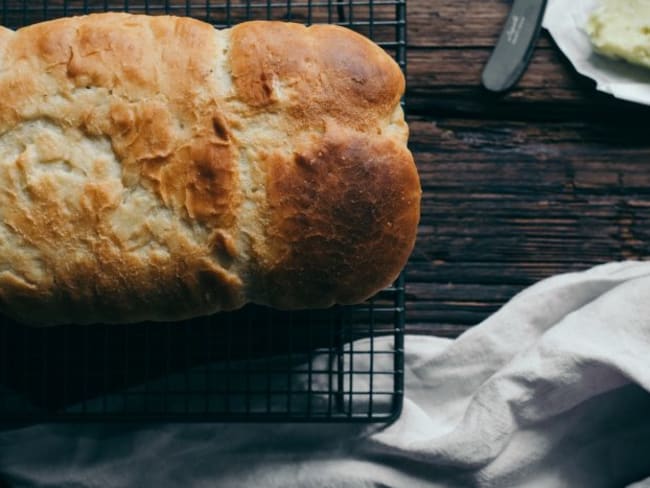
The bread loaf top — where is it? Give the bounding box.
[0,13,420,324]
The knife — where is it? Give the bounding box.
[481,0,548,93]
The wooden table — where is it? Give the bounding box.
[404,0,650,337]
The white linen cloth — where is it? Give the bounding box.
[1,261,650,487]
[543,0,650,106]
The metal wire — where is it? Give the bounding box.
[0,0,406,423]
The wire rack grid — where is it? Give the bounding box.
[0,0,407,423]
[1,0,406,69]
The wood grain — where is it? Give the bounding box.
[407,42,650,118]
[406,0,650,118]
[405,112,650,334]
[409,0,555,48]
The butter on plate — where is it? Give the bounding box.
[586,0,650,69]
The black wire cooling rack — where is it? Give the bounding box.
[0,0,407,423]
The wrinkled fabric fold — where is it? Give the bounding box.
[2,261,650,487]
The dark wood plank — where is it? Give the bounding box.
[409,44,580,90]
[406,1,650,118]
[410,0,507,48]
[409,0,554,48]
[404,114,650,335]
[406,42,650,118]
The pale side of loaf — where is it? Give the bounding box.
[0,13,421,325]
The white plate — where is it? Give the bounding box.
[543,0,650,106]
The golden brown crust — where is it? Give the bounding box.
[229,21,404,131]
[0,14,420,325]
[260,126,420,308]
[0,14,243,324]
[228,21,419,308]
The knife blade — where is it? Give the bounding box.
[481,0,548,93]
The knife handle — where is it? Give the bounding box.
[481,0,547,93]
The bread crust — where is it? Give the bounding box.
[0,13,420,324]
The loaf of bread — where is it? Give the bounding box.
[0,13,421,325]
